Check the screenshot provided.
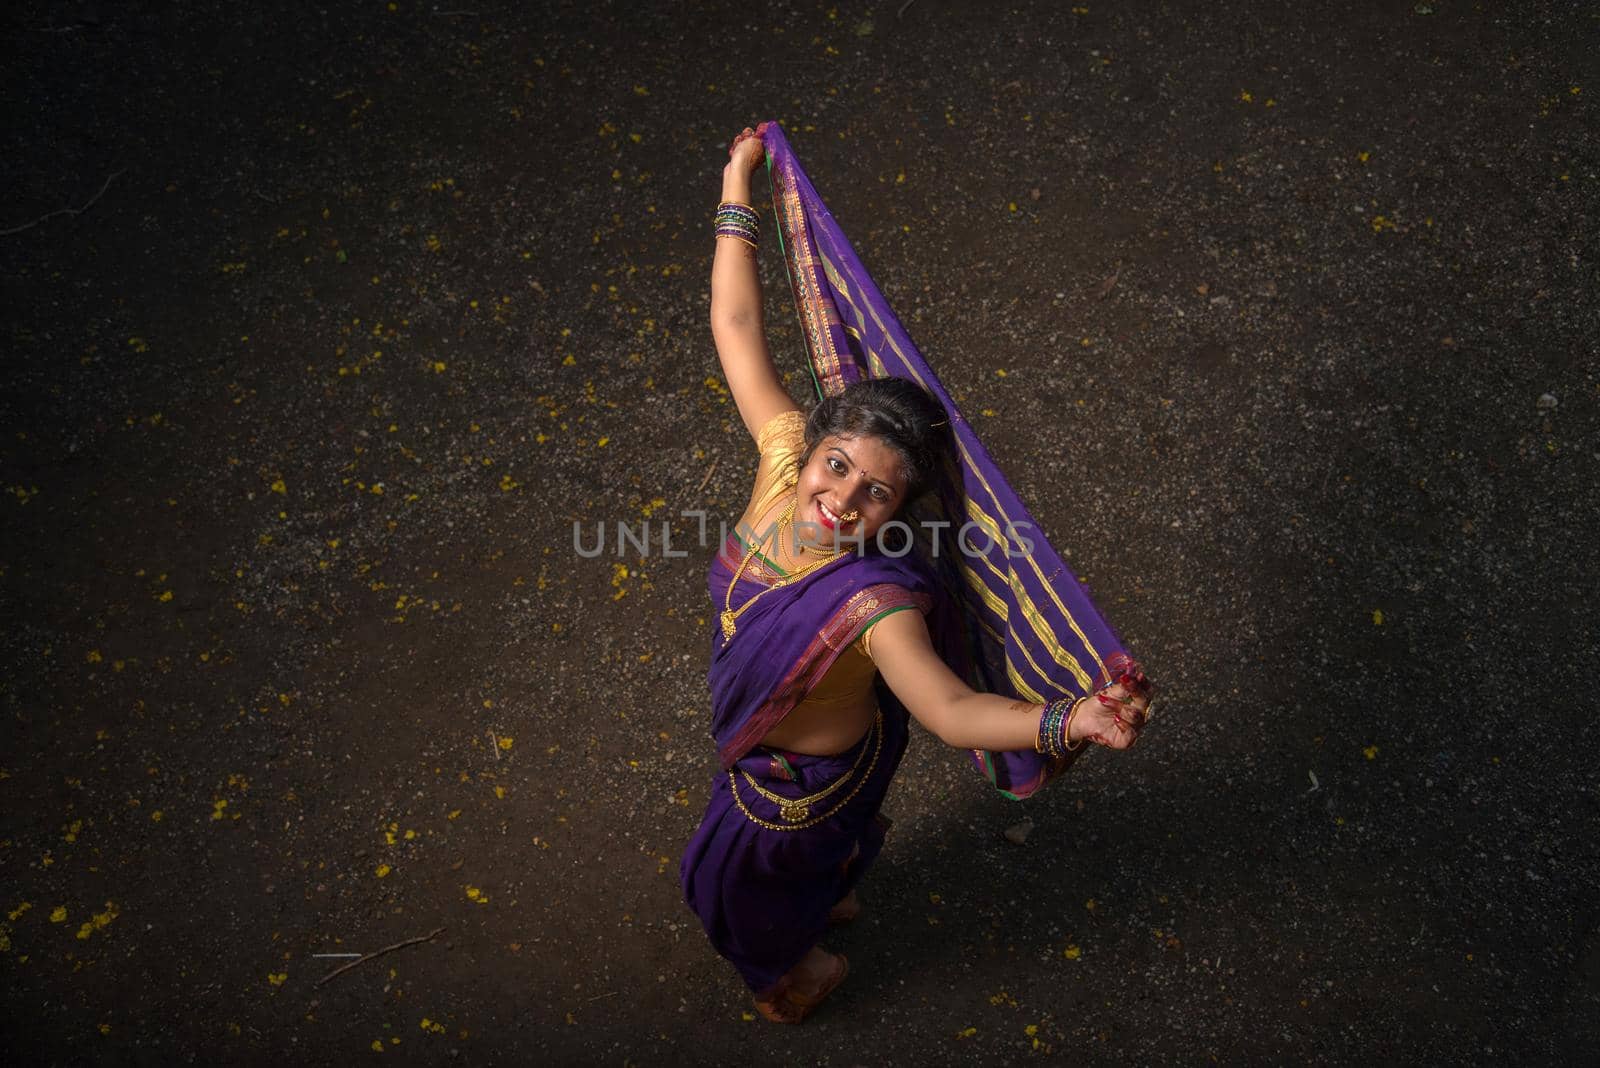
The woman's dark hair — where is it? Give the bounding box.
[800,377,952,506]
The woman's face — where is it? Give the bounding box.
[792,433,909,550]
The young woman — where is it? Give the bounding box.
[680,125,1152,1024]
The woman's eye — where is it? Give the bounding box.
[827,458,845,474]
[870,487,888,502]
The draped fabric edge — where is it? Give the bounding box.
[761,123,1138,799]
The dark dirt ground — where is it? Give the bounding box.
[2,1,1597,1064]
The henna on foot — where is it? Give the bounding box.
[753,947,849,1024]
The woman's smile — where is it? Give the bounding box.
[813,498,856,532]
[793,433,905,548]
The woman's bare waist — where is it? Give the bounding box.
[758,698,877,757]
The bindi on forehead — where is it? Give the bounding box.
[824,439,904,496]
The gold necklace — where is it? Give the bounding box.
[730,711,884,830]
[719,495,848,640]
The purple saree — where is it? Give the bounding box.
[682,533,965,993]
[682,125,1139,994]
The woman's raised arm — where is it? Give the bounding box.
[869,609,1146,753]
[711,125,800,442]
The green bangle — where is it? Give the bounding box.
[1063,696,1088,752]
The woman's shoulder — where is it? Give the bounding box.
[740,409,808,527]
[755,408,806,458]
[844,574,933,650]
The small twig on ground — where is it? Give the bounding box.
[316,927,446,986]
[488,729,500,761]
[586,991,618,1003]
[311,953,363,959]
[214,170,279,205]
[897,0,918,17]
[1097,263,1122,301]
[1,169,125,237]
[695,458,720,494]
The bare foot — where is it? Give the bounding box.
[754,947,849,1024]
[792,946,842,989]
[827,890,861,925]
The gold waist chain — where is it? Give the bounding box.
[729,712,884,831]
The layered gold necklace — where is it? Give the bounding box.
[719,494,850,640]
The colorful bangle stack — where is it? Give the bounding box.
[1035,696,1089,758]
[714,201,759,248]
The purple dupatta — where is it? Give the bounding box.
[760,124,1136,799]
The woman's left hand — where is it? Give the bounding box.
[1069,678,1152,750]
